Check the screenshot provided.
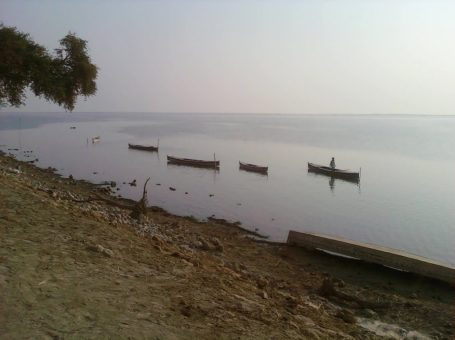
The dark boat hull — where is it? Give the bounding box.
[167,156,220,168]
[308,162,359,181]
[128,143,158,152]
[239,161,268,174]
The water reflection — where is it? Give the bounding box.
[239,168,269,177]
[329,177,335,192]
[127,147,161,160]
[166,163,220,172]
[307,170,361,193]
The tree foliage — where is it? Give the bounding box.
[0,25,98,111]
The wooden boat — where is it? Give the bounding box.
[128,143,158,152]
[91,136,100,143]
[239,161,268,174]
[167,155,220,168]
[287,230,455,284]
[308,162,360,181]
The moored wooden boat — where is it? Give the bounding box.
[128,143,158,152]
[167,155,220,168]
[308,162,359,181]
[287,230,455,284]
[239,161,268,174]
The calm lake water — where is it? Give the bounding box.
[1,112,454,266]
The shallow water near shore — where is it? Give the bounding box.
[1,112,454,266]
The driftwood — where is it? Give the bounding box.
[71,178,151,221]
[130,177,150,221]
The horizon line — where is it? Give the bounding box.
[2,111,454,117]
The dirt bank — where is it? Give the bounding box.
[0,152,453,339]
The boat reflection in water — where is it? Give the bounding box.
[326,177,360,193]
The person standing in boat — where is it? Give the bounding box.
[330,157,336,169]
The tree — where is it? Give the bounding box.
[0,25,98,111]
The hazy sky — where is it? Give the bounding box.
[1,0,454,114]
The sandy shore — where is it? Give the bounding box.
[0,151,453,339]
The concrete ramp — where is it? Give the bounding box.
[287,230,455,284]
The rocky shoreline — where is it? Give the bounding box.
[0,151,453,339]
